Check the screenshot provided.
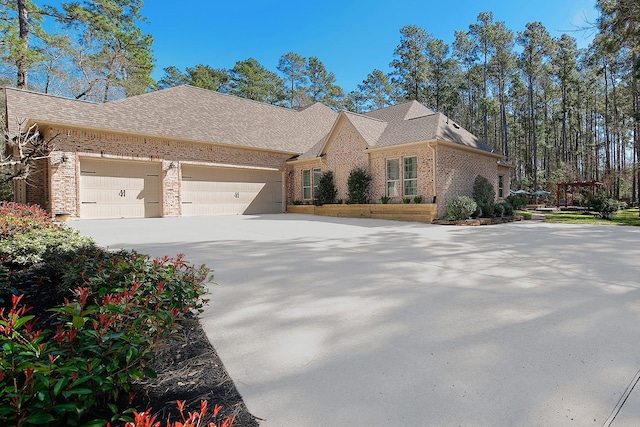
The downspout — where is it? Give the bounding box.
[428,141,437,205]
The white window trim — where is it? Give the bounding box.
[403,156,418,197]
[302,169,311,200]
[386,158,400,197]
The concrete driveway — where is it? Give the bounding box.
[71,215,640,426]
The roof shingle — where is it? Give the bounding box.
[4,86,338,154]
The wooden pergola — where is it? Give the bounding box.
[556,181,604,207]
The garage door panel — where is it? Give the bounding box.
[181,166,282,216]
[80,159,162,219]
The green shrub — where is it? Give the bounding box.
[587,193,621,220]
[0,251,211,426]
[0,227,94,266]
[402,197,411,204]
[472,175,495,218]
[500,201,514,216]
[505,194,527,210]
[0,287,181,426]
[494,203,505,217]
[315,171,338,205]
[380,196,390,204]
[446,196,477,220]
[413,196,423,204]
[292,199,303,205]
[347,167,371,204]
[0,203,213,425]
[0,182,12,202]
[61,249,210,314]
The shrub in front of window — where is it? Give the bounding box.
[493,202,505,217]
[315,170,338,205]
[413,196,422,204]
[446,196,477,220]
[472,175,495,218]
[380,196,390,204]
[347,167,371,204]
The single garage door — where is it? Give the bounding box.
[80,158,162,219]
[181,165,283,216]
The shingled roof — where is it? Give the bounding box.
[3,86,338,154]
[363,100,434,122]
[3,87,496,158]
[295,100,497,160]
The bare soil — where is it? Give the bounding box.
[131,316,260,426]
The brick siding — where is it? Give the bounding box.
[41,126,290,218]
[435,145,501,218]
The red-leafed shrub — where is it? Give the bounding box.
[0,202,55,240]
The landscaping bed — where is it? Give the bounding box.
[0,202,257,426]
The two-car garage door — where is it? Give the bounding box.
[180,165,283,216]
[79,160,283,218]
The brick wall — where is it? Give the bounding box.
[287,160,323,203]
[324,119,369,201]
[435,144,500,218]
[43,126,290,218]
[368,144,435,203]
[287,118,369,203]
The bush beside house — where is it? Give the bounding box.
[347,167,372,204]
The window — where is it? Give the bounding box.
[302,169,311,199]
[386,159,399,197]
[313,168,321,198]
[498,175,504,198]
[403,156,417,196]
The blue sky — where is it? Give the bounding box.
[143,1,599,93]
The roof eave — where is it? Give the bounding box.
[33,119,299,156]
[365,140,431,153]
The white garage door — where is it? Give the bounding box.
[181,165,283,216]
[80,158,162,219]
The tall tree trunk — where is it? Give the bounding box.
[499,72,509,158]
[16,0,29,89]
[603,64,611,191]
[529,75,538,191]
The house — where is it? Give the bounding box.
[2,85,510,220]
[288,101,511,218]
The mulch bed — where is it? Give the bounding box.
[131,317,260,426]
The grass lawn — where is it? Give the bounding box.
[532,208,640,226]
